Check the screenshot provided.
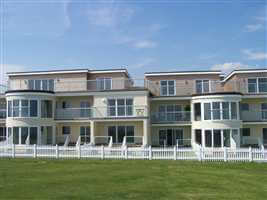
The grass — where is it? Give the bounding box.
[0,159,267,200]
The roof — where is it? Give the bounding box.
[7,68,130,77]
[145,70,222,76]
[223,68,267,82]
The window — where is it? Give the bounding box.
[223,129,231,147]
[80,126,90,144]
[205,130,212,147]
[62,126,71,135]
[195,130,202,145]
[80,102,91,118]
[241,128,250,137]
[258,78,267,92]
[212,102,220,120]
[0,127,6,142]
[194,103,201,121]
[107,98,133,117]
[11,127,38,145]
[158,128,183,146]
[108,126,135,144]
[240,103,249,111]
[8,99,38,118]
[248,78,267,93]
[261,103,267,120]
[160,80,175,96]
[41,100,53,118]
[248,79,257,93]
[222,102,230,120]
[96,78,112,90]
[204,103,211,120]
[28,79,54,91]
[62,101,71,109]
[158,104,183,122]
[213,129,222,147]
[196,80,210,94]
[231,102,237,120]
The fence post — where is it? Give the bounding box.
[262,146,265,161]
[56,145,59,159]
[125,146,128,160]
[12,144,15,158]
[33,144,37,159]
[101,145,104,160]
[249,147,252,162]
[224,147,227,162]
[174,146,177,160]
[78,145,81,159]
[198,146,202,161]
[149,146,152,160]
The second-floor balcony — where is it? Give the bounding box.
[240,110,267,122]
[151,111,191,124]
[55,105,148,120]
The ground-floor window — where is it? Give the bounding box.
[108,126,134,144]
[159,128,183,146]
[80,126,90,144]
[0,127,6,141]
[196,129,236,148]
[41,126,53,145]
[11,127,38,145]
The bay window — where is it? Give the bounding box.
[202,129,234,148]
[8,99,38,118]
[160,80,175,96]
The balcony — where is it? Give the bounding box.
[240,110,267,122]
[0,84,8,94]
[151,111,191,124]
[55,106,148,120]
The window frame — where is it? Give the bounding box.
[96,77,112,90]
[107,125,135,144]
[107,97,134,117]
[195,80,210,94]
[247,77,267,93]
[27,79,54,91]
[160,80,176,96]
[7,99,39,118]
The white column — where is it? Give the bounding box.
[90,121,95,145]
[202,130,205,147]
[221,130,224,148]
[143,119,148,146]
[37,126,41,145]
[52,126,56,145]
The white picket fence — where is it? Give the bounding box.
[0,145,266,162]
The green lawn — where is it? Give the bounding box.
[0,159,267,200]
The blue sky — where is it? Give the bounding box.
[0,0,266,83]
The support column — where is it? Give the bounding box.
[90,121,95,145]
[143,119,148,146]
[201,130,205,148]
[37,126,41,145]
[52,126,56,145]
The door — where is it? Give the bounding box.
[166,129,173,146]
[195,129,202,145]
[263,128,267,146]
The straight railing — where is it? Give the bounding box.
[0,145,266,162]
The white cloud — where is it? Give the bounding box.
[245,24,264,32]
[133,40,157,49]
[211,62,251,74]
[255,16,267,22]
[130,58,156,69]
[242,49,267,60]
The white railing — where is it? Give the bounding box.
[64,135,70,147]
[94,136,112,146]
[176,139,192,148]
[76,136,81,147]
[151,111,191,123]
[0,145,266,162]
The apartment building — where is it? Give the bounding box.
[0,68,266,148]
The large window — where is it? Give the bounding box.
[160,80,175,96]
[11,127,38,145]
[158,104,185,122]
[248,78,267,93]
[159,128,183,146]
[28,79,54,91]
[262,103,267,120]
[0,102,6,118]
[203,101,238,121]
[196,80,210,94]
[41,100,53,118]
[0,127,6,142]
[8,99,38,118]
[108,126,135,144]
[107,98,133,117]
[96,78,112,90]
[203,129,233,148]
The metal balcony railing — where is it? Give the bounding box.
[151,111,191,124]
[240,110,267,122]
[55,108,94,120]
[0,109,6,119]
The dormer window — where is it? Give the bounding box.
[160,80,175,96]
[196,80,210,94]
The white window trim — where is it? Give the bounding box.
[158,128,184,146]
[160,80,176,96]
[8,99,39,118]
[28,79,54,91]
[9,126,39,145]
[247,77,267,94]
[195,80,210,94]
[158,104,184,121]
[107,97,134,117]
[96,77,112,90]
